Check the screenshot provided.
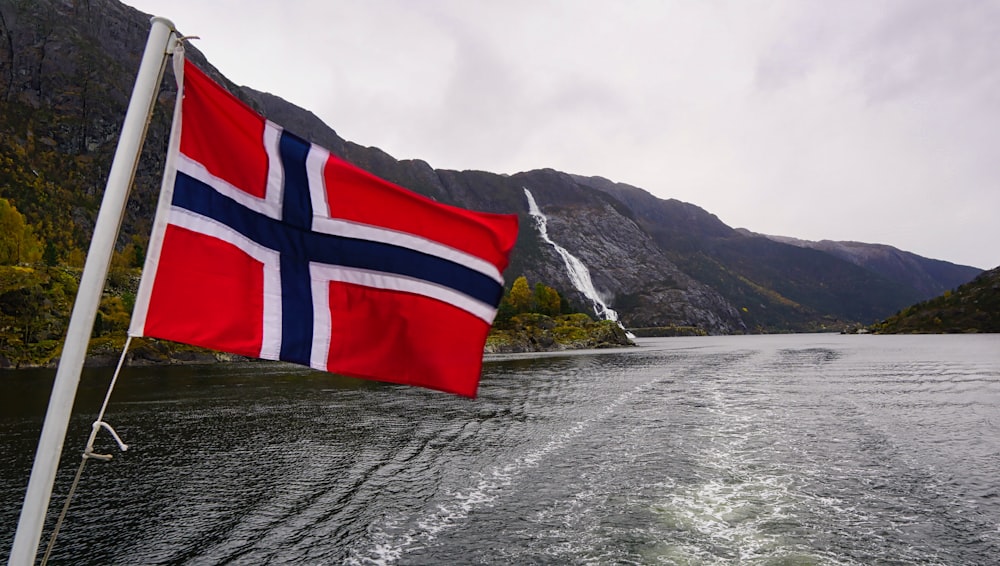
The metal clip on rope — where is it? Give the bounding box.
[83,421,129,462]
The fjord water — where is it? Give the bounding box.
[2,334,999,565]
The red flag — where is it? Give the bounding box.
[130,60,518,397]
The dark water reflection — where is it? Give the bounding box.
[2,334,999,564]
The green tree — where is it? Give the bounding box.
[0,283,47,348]
[132,241,145,267]
[97,295,131,335]
[42,241,59,266]
[532,283,562,316]
[507,275,532,314]
[0,198,43,265]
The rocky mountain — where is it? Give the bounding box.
[760,234,982,300]
[872,266,1000,334]
[568,176,983,331]
[0,0,986,338]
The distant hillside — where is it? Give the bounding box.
[761,234,983,300]
[872,266,1000,333]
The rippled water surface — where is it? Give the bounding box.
[2,334,999,564]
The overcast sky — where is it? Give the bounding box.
[125,0,999,269]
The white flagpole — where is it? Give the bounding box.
[8,16,176,566]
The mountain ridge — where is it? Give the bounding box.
[757,232,982,294]
[0,0,988,341]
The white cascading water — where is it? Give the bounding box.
[524,188,632,337]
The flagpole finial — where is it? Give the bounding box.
[150,15,176,31]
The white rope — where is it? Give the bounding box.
[85,334,133,458]
[40,334,134,565]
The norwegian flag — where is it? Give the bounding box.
[129,60,518,397]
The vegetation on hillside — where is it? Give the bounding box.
[0,197,43,265]
[871,267,1000,334]
[0,196,150,368]
[487,276,633,353]
[0,255,628,367]
[0,96,128,267]
[495,276,568,321]
[0,263,139,368]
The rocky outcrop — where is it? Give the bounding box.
[485,313,634,354]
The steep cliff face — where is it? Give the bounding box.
[540,204,743,332]
[0,0,985,337]
[513,170,743,332]
[0,0,230,255]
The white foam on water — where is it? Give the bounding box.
[347,378,661,565]
[646,367,856,564]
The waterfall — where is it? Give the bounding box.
[523,188,630,335]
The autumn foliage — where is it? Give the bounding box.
[496,276,566,323]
